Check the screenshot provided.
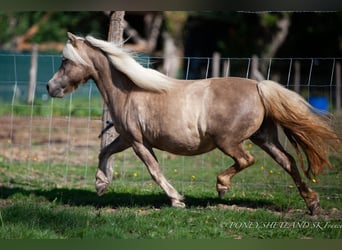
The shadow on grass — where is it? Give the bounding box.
[0,185,282,212]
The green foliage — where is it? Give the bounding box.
[260,13,279,27]
[0,12,109,51]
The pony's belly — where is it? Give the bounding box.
[151,134,216,156]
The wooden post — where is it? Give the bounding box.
[212,52,220,77]
[336,62,341,112]
[101,11,125,149]
[294,60,300,93]
[28,44,38,104]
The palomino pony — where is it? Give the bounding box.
[47,33,340,215]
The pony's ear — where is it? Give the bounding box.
[67,32,78,47]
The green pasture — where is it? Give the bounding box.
[0,141,341,239]
[0,91,103,118]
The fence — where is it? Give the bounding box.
[0,52,341,196]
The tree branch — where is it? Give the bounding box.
[123,13,163,53]
[16,12,56,51]
[260,14,290,74]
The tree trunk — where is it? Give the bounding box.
[251,55,265,81]
[260,14,291,75]
[99,11,125,182]
[101,11,125,149]
[162,32,181,78]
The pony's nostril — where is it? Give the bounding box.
[46,84,50,92]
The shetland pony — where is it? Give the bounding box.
[47,33,340,214]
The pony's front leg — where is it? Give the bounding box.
[96,135,130,196]
[132,142,185,208]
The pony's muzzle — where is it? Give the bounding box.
[46,84,52,94]
[47,81,64,98]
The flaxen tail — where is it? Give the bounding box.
[257,80,341,179]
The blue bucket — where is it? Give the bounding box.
[308,96,329,113]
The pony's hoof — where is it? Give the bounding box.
[95,169,109,196]
[216,182,230,198]
[95,182,108,196]
[171,199,186,208]
[308,201,321,216]
[217,189,227,198]
[217,186,229,198]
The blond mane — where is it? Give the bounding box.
[63,36,89,67]
[84,35,177,92]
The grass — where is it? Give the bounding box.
[0,187,340,239]
[0,143,341,239]
[0,95,103,117]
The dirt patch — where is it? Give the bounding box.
[0,115,107,165]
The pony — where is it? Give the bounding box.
[47,32,340,215]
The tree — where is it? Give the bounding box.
[0,12,109,52]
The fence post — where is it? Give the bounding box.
[28,44,38,104]
[294,61,300,93]
[212,52,220,77]
[336,62,341,112]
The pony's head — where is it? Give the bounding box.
[48,32,177,97]
[47,32,93,98]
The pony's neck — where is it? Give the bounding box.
[87,48,138,131]
[90,49,134,105]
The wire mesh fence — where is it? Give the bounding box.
[0,53,341,198]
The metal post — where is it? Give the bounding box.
[336,62,341,112]
[294,60,300,93]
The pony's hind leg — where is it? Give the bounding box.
[250,120,321,215]
[216,142,255,198]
